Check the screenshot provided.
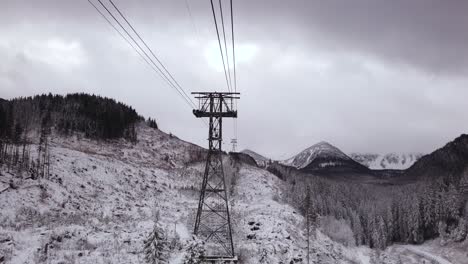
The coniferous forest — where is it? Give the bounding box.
[268,162,468,250]
[0,93,144,141]
[0,93,155,179]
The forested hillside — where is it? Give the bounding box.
[0,94,155,180]
[0,93,146,142]
[405,134,468,182]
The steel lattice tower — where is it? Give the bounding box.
[192,92,239,260]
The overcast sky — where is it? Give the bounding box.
[1,0,468,159]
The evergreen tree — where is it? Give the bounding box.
[445,184,461,220]
[183,236,205,264]
[144,217,169,264]
[13,123,23,144]
[461,171,468,194]
[147,118,158,129]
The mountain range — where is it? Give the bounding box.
[349,152,424,170]
[244,137,468,184]
[243,142,424,173]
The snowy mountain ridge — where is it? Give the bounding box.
[349,152,424,170]
[282,141,352,169]
[279,140,423,171]
[240,149,270,166]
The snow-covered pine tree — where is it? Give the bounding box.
[445,184,461,220]
[144,216,168,264]
[409,196,423,243]
[169,223,181,251]
[438,221,448,245]
[183,236,205,264]
[384,205,394,244]
[461,172,468,192]
[452,218,467,242]
[460,171,468,216]
[350,210,364,245]
[377,215,388,249]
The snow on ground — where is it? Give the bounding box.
[231,165,305,262]
[1,124,467,263]
[386,240,468,264]
[0,125,201,263]
[421,239,468,264]
[403,245,453,264]
[230,164,375,263]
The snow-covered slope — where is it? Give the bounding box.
[231,165,376,263]
[349,153,423,170]
[2,123,466,263]
[282,141,352,169]
[0,125,205,263]
[0,125,372,263]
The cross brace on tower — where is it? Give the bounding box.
[192,92,240,261]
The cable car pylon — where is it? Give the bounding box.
[192,91,240,262]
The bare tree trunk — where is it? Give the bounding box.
[46,140,50,179]
[21,142,26,170]
[7,144,11,173]
[43,139,47,179]
[26,144,31,171]
[13,144,19,168]
[37,142,42,179]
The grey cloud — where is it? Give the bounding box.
[1,0,468,159]
[239,0,468,75]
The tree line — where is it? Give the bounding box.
[0,93,146,141]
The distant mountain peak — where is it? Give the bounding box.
[283,141,351,169]
[307,141,344,153]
